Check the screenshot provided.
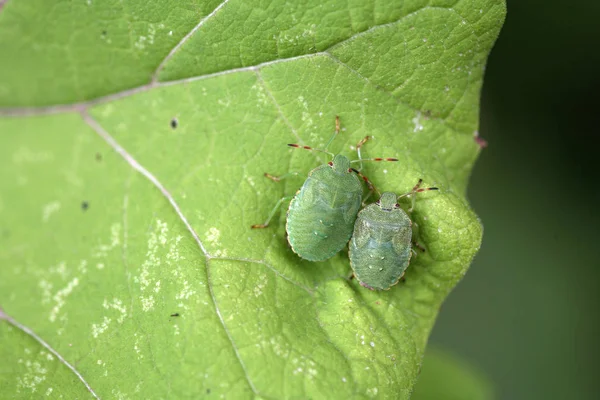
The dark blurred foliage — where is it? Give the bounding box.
[429,1,600,399]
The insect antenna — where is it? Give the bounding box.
[322,115,341,152]
[349,157,399,163]
[288,115,342,157]
[287,143,334,157]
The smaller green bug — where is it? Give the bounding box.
[349,179,438,290]
[252,116,397,262]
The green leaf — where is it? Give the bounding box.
[0,0,504,398]
[412,347,494,400]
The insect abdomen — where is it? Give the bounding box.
[286,173,361,261]
[350,218,412,290]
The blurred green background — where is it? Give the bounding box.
[429,1,600,399]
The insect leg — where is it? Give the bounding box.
[412,241,426,252]
[251,196,294,229]
[410,221,426,252]
[350,168,380,205]
[397,178,439,212]
[355,135,371,171]
[263,172,301,182]
[354,136,399,171]
[288,116,340,157]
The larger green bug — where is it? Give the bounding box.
[349,180,438,290]
[252,116,397,262]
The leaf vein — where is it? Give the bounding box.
[152,0,233,82]
[0,307,101,399]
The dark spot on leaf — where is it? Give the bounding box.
[101,30,107,36]
[170,313,180,317]
[95,152,102,161]
[81,201,89,211]
[170,118,178,129]
[206,389,211,394]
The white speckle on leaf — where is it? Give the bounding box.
[268,336,290,358]
[176,280,196,305]
[93,222,121,259]
[78,260,88,274]
[134,24,157,50]
[17,350,51,394]
[91,316,112,338]
[49,261,68,279]
[96,263,105,270]
[412,111,424,133]
[38,280,52,305]
[134,36,146,50]
[370,341,375,348]
[137,220,169,310]
[254,274,268,297]
[342,377,347,383]
[141,295,155,311]
[207,227,220,242]
[206,227,227,256]
[217,98,231,108]
[42,201,60,222]
[45,387,53,396]
[438,228,442,233]
[110,223,121,246]
[251,83,269,106]
[134,334,144,359]
[102,298,128,323]
[49,277,79,322]
[367,387,378,397]
[166,235,184,266]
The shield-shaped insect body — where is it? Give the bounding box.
[349,181,438,290]
[286,154,363,261]
[349,192,412,290]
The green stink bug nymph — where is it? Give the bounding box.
[252,116,398,262]
[349,180,438,290]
